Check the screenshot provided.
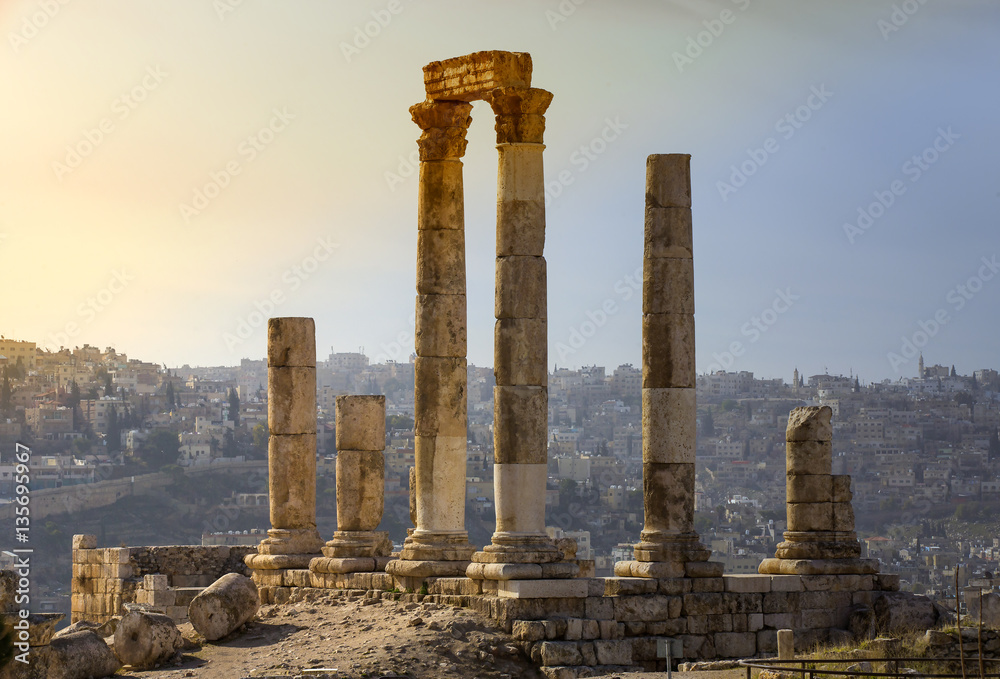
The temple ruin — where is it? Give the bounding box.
[50,50,938,678]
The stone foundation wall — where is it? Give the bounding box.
[70,535,254,624]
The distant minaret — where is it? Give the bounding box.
[793,367,799,392]
[918,353,925,379]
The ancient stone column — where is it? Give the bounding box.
[311,395,391,575]
[760,405,879,575]
[386,100,475,579]
[616,154,721,579]
[469,86,576,581]
[246,318,324,575]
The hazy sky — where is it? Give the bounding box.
[2,1,997,382]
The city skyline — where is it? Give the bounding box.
[3,1,998,384]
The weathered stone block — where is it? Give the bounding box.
[267,317,315,368]
[493,385,547,464]
[833,501,855,531]
[645,207,693,259]
[643,258,694,315]
[497,199,545,256]
[594,639,632,665]
[769,575,804,591]
[582,619,600,640]
[682,592,726,616]
[267,435,317,529]
[646,154,691,208]
[641,462,695,533]
[417,228,466,295]
[539,641,583,667]
[787,473,833,503]
[832,475,853,502]
[785,440,833,475]
[612,594,675,622]
[715,631,757,658]
[414,356,466,437]
[564,618,582,641]
[416,294,467,359]
[585,596,614,620]
[494,318,547,387]
[335,395,386,452]
[498,579,588,599]
[787,502,834,532]
[268,367,316,435]
[604,577,657,596]
[495,255,546,319]
[642,313,695,388]
[786,406,833,442]
[335,450,385,531]
[417,160,466,229]
[513,619,546,641]
[642,387,696,464]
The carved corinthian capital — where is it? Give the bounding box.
[410,100,474,161]
[484,87,553,144]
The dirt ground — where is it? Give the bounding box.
[117,588,545,679]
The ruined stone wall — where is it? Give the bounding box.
[70,534,253,624]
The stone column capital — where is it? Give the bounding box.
[484,87,553,144]
[410,100,474,161]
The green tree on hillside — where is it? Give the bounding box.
[228,388,240,427]
[137,430,181,469]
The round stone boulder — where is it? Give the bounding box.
[187,573,260,641]
[113,610,182,669]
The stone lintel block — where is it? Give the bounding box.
[641,462,695,534]
[417,229,466,295]
[614,560,687,579]
[787,473,833,503]
[335,450,385,531]
[642,313,695,388]
[642,387,696,464]
[493,386,547,464]
[267,435,317,528]
[786,405,833,442]
[497,143,545,203]
[645,206,693,260]
[415,294,467,358]
[498,579,588,599]
[768,575,805,591]
[267,317,315,368]
[833,501,855,532]
[787,501,834,532]
[472,563,542,580]
[268,366,316,435]
[414,356,466,437]
[603,576,658,596]
[412,435,468,533]
[494,318,547,387]
[73,534,97,550]
[495,255,546,319]
[492,463,548,534]
[418,160,465,230]
[308,556,376,574]
[335,395,386,451]
[785,440,832,475]
[724,574,772,593]
[643,258,694,315]
[833,475,853,502]
[423,50,532,102]
[497,199,545,256]
[646,154,691,208]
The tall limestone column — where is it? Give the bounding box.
[468,87,575,581]
[246,317,324,578]
[616,155,721,579]
[759,406,879,575]
[387,100,475,579]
